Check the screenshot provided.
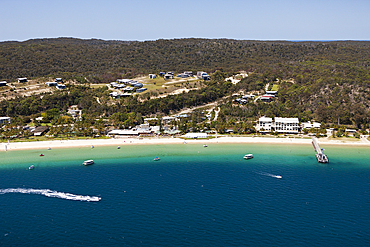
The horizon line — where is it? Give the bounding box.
[1,37,370,43]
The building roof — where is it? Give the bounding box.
[144,117,158,121]
[184,133,208,138]
[275,117,299,123]
[259,116,272,122]
[108,129,139,135]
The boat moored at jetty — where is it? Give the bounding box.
[243,154,253,160]
[83,160,94,166]
[311,137,329,163]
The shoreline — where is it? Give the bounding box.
[1,136,369,151]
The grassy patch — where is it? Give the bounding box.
[271,84,279,91]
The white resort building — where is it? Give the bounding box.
[255,116,273,133]
[273,117,299,134]
[255,117,300,134]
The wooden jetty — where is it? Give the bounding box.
[311,137,329,163]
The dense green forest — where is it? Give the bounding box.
[1,38,370,133]
[1,38,369,82]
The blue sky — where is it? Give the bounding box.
[1,0,369,42]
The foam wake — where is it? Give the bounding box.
[0,188,101,202]
[256,172,282,179]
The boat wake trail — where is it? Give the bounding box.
[0,188,101,202]
[256,172,282,179]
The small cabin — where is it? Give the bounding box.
[133,83,143,88]
[149,74,156,79]
[18,78,27,83]
[0,81,7,86]
[260,96,272,102]
[0,117,11,125]
[46,82,58,87]
[136,88,147,93]
[55,78,63,83]
[56,84,66,90]
[164,74,173,80]
[202,74,210,81]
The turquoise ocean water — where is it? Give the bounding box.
[1,143,370,246]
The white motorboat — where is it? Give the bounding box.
[29,165,35,170]
[83,160,94,166]
[203,144,208,147]
[243,154,253,160]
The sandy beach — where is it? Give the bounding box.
[1,136,369,151]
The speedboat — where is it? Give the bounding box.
[154,157,160,161]
[275,175,282,179]
[83,160,94,166]
[39,154,44,156]
[117,146,121,149]
[203,144,208,147]
[243,154,253,160]
[29,165,35,170]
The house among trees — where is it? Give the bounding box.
[55,78,63,83]
[177,73,190,78]
[345,129,357,136]
[197,71,210,80]
[109,92,125,99]
[56,84,66,90]
[46,82,58,86]
[184,133,208,139]
[266,91,277,96]
[67,105,82,119]
[260,95,273,102]
[242,95,255,100]
[116,79,133,84]
[0,81,7,86]
[164,73,173,80]
[301,121,321,130]
[18,78,27,83]
[136,88,147,93]
[149,74,156,79]
[32,126,49,136]
[0,117,11,125]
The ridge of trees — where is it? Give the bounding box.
[1,38,370,131]
[1,38,369,82]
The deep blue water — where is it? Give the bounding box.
[1,144,370,246]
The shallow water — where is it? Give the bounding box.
[1,143,370,246]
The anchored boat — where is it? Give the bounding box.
[83,160,94,166]
[243,154,254,160]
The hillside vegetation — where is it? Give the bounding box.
[0,38,370,132]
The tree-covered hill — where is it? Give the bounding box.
[1,38,369,82]
[1,38,370,130]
